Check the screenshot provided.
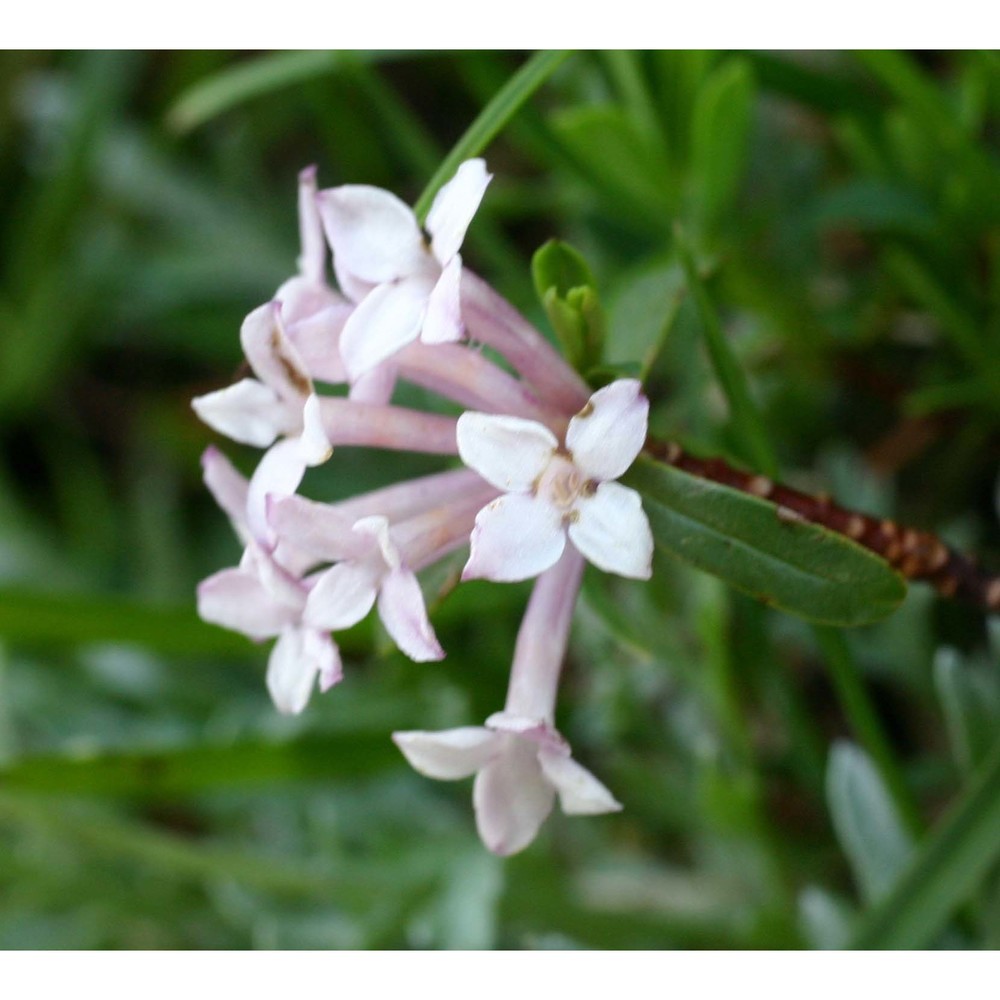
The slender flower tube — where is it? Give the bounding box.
[394,546,621,856]
[395,341,567,432]
[315,397,460,455]
[460,270,592,415]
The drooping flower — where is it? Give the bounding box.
[198,543,343,715]
[192,302,332,541]
[457,378,653,583]
[394,547,620,855]
[317,158,492,379]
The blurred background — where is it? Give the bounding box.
[0,50,998,949]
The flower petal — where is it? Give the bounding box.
[566,379,648,482]
[240,301,313,404]
[426,158,492,263]
[267,495,371,564]
[266,626,340,715]
[377,568,444,662]
[280,298,352,384]
[473,738,555,856]
[338,278,429,380]
[191,379,288,448]
[393,727,500,780]
[298,394,333,467]
[317,184,426,285]
[303,558,381,631]
[463,494,565,583]
[246,438,310,542]
[295,165,326,286]
[456,412,557,492]
[568,481,653,579]
[201,447,249,539]
[421,254,464,345]
[538,749,623,815]
[196,568,293,639]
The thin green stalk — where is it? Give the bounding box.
[413,50,572,222]
[674,224,778,479]
[814,626,923,838]
[849,734,1000,949]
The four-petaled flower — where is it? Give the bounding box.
[394,712,621,856]
[457,378,654,582]
[318,158,491,379]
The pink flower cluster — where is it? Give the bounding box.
[193,161,654,854]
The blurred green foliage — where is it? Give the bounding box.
[0,50,998,949]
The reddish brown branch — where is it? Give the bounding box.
[645,438,1000,613]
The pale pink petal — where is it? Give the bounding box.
[338,278,429,379]
[568,481,653,579]
[393,727,501,779]
[421,254,464,345]
[463,494,565,583]
[486,712,567,753]
[296,165,326,286]
[377,568,444,662]
[456,412,557,492]
[240,302,313,404]
[267,495,371,564]
[538,749,623,815]
[303,559,381,631]
[473,738,555,856]
[298,395,333,467]
[241,542,308,611]
[351,515,398,571]
[317,185,426,285]
[426,159,492,263]
[566,379,649,482]
[201,447,249,538]
[266,625,338,715]
[191,379,288,447]
[246,438,310,542]
[197,568,293,639]
[281,298,352,384]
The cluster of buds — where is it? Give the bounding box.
[193,160,654,855]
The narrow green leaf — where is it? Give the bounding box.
[674,225,779,478]
[624,454,906,626]
[849,734,1000,949]
[689,58,755,229]
[0,733,398,798]
[826,742,914,904]
[167,51,396,133]
[934,647,1000,774]
[0,586,371,657]
[413,50,571,222]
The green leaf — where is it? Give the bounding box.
[0,733,398,798]
[688,58,755,229]
[934,647,1000,774]
[532,239,606,373]
[166,51,395,133]
[624,454,906,626]
[412,50,571,222]
[826,742,914,904]
[674,225,779,479]
[849,734,1000,949]
[0,586,371,658]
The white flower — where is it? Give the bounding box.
[457,379,653,582]
[191,302,333,542]
[197,543,342,715]
[317,159,492,379]
[394,712,620,856]
[301,515,444,663]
